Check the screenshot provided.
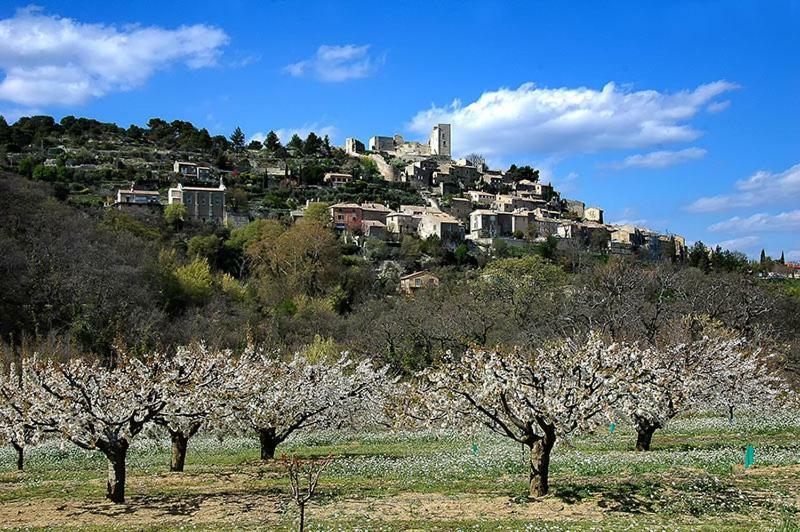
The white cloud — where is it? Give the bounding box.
[604,147,706,169]
[713,235,759,252]
[708,209,800,233]
[787,250,800,262]
[686,163,800,212]
[284,44,381,82]
[707,100,731,113]
[407,80,737,158]
[0,6,228,107]
[607,219,649,227]
[250,123,337,144]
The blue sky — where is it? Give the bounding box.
[0,1,798,260]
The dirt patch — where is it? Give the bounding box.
[316,491,607,523]
[0,491,615,529]
[0,492,286,529]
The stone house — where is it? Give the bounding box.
[515,181,555,201]
[362,220,388,239]
[434,161,481,188]
[493,195,539,213]
[368,136,396,152]
[168,180,226,223]
[447,197,473,223]
[584,207,604,224]
[116,187,161,206]
[418,211,464,243]
[466,190,496,205]
[329,202,391,232]
[344,138,365,155]
[469,209,499,238]
[330,203,363,231]
[113,186,162,215]
[404,159,438,188]
[385,212,421,235]
[563,199,585,219]
[361,203,392,224]
[323,172,353,187]
[173,161,212,181]
[399,271,440,294]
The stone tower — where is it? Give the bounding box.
[430,123,451,157]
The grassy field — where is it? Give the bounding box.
[1,413,799,530]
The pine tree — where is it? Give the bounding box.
[230,127,245,152]
[287,134,304,154]
[265,131,282,153]
[760,249,766,264]
[779,251,785,264]
[303,132,322,155]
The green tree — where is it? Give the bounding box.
[230,126,245,152]
[164,203,188,230]
[506,164,540,182]
[18,157,36,177]
[688,241,710,273]
[247,220,341,304]
[187,234,223,267]
[174,258,213,305]
[265,131,282,152]
[287,134,304,154]
[303,132,323,155]
[454,243,470,265]
[303,202,331,225]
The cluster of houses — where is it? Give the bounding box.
[333,124,687,259]
[110,123,686,261]
[112,161,229,224]
[327,202,464,243]
[320,191,685,259]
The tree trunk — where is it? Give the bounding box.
[635,422,658,452]
[299,501,306,532]
[728,405,735,424]
[258,427,280,460]
[529,425,557,498]
[11,441,23,471]
[170,431,189,472]
[103,441,129,503]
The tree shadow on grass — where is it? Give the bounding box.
[66,488,286,519]
[552,481,662,514]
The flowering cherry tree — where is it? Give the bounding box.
[702,340,786,423]
[418,334,636,497]
[153,344,237,472]
[20,355,167,503]
[229,351,392,460]
[621,333,781,451]
[0,366,40,471]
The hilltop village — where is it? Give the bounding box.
[109,122,687,263]
[2,114,796,323]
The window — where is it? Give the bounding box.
[201,197,206,205]
[186,197,192,204]
[415,278,422,287]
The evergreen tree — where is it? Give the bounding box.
[230,127,245,152]
[287,134,304,154]
[760,249,767,264]
[265,131,282,153]
[780,251,785,264]
[303,132,322,155]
